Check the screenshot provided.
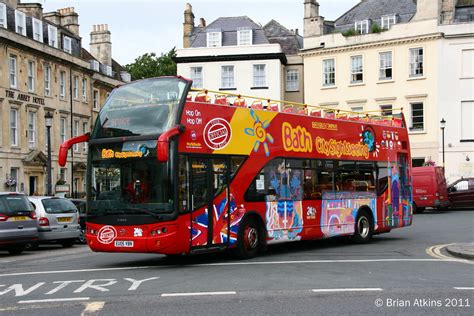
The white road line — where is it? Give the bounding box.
[312,288,383,293]
[162,291,236,297]
[454,287,474,290]
[18,297,90,304]
[0,258,462,278]
[81,301,105,316]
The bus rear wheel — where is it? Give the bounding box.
[235,217,261,259]
[352,209,374,244]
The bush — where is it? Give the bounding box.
[371,23,383,33]
[342,29,357,37]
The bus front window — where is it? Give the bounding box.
[89,159,173,215]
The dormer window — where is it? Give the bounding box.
[48,25,58,48]
[381,14,397,29]
[0,3,7,28]
[355,20,370,34]
[63,36,72,54]
[207,31,222,47]
[237,29,252,46]
[15,10,26,36]
[32,18,43,42]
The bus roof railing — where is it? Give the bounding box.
[189,88,405,128]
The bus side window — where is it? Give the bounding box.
[178,155,188,213]
[377,162,389,196]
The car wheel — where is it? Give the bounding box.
[25,242,39,250]
[78,228,87,244]
[414,207,425,214]
[8,245,26,255]
[352,209,374,244]
[234,216,262,259]
[60,239,75,248]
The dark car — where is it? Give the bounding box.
[70,199,86,243]
[448,178,474,208]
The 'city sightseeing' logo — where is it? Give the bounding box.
[97,225,117,244]
[203,118,232,150]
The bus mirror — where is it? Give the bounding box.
[59,133,90,167]
[157,125,185,163]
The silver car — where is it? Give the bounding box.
[0,192,38,255]
[28,196,80,248]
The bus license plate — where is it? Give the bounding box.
[114,240,134,248]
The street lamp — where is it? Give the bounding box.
[45,111,53,196]
[440,118,446,168]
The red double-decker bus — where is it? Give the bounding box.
[60,76,413,258]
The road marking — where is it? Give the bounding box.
[312,288,383,293]
[0,258,465,278]
[426,244,472,264]
[454,287,474,290]
[18,297,90,304]
[74,279,117,293]
[81,301,105,316]
[162,291,236,297]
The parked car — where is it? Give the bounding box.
[0,192,38,255]
[412,166,450,213]
[28,196,80,248]
[448,177,474,208]
[70,199,86,243]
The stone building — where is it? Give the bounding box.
[175,3,304,103]
[0,0,129,196]
[301,0,474,181]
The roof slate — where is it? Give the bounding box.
[263,19,303,55]
[335,0,417,32]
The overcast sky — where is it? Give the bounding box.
[38,0,358,65]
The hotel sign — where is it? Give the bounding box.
[5,90,45,106]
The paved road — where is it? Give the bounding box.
[0,208,473,315]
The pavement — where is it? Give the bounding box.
[446,242,474,260]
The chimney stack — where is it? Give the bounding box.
[17,2,43,20]
[199,18,206,27]
[58,7,80,36]
[304,0,324,38]
[183,3,195,48]
[90,24,112,66]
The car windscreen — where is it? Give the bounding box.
[0,195,33,215]
[41,199,77,214]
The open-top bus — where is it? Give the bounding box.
[59,76,412,258]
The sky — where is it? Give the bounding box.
[36,0,359,65]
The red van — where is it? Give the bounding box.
[412,166,450,213]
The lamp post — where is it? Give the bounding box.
[440,118,446,168]
[45,111,53,196]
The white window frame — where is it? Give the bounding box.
[73,120,79,152]
[323,58,336,87]
[28,111,36,148]
[237,29,252,46]
[63,36,72,54]
[190,66,203,89]
[380,104,393,116]
[9,55,17,89]
[409,102,424,132]
[27,60,35,92]
[351,106,364,113]
[48,25,58,48]
[10,108,18,147]
[221,65,235,89]
[379,51,393,81]
[461,101,474,141]
[93,89,99,109]
[60,117,67,144]
[60,71,66,99]
[253,64,267,87]
[207,32,222,47]
[82,78,87,101]
[350,55,364,84]
[355,20,369,34]
[32,18,43,42]
[44,64,51,96]
[0,3,7,29]
[73,75,79,99]
[15,10,26,36]
[381,14,397,29]
[409,47,424,78]
[286,69,299,92]
[82,122,88,152]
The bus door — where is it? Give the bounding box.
[190,157,230,249]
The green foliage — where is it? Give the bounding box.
[371,23,383,34]
[125,48,177,81]
[342,29,357,37]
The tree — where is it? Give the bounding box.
[125,48,177,80]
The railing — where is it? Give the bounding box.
[189,88,405,127]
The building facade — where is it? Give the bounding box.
[0,0,129,196]
[301,0,474,181]
[175,3,304,103]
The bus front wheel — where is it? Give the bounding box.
[234,217,262,259]
[352,209,374,244]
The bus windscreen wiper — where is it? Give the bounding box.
[121,207,162,219]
